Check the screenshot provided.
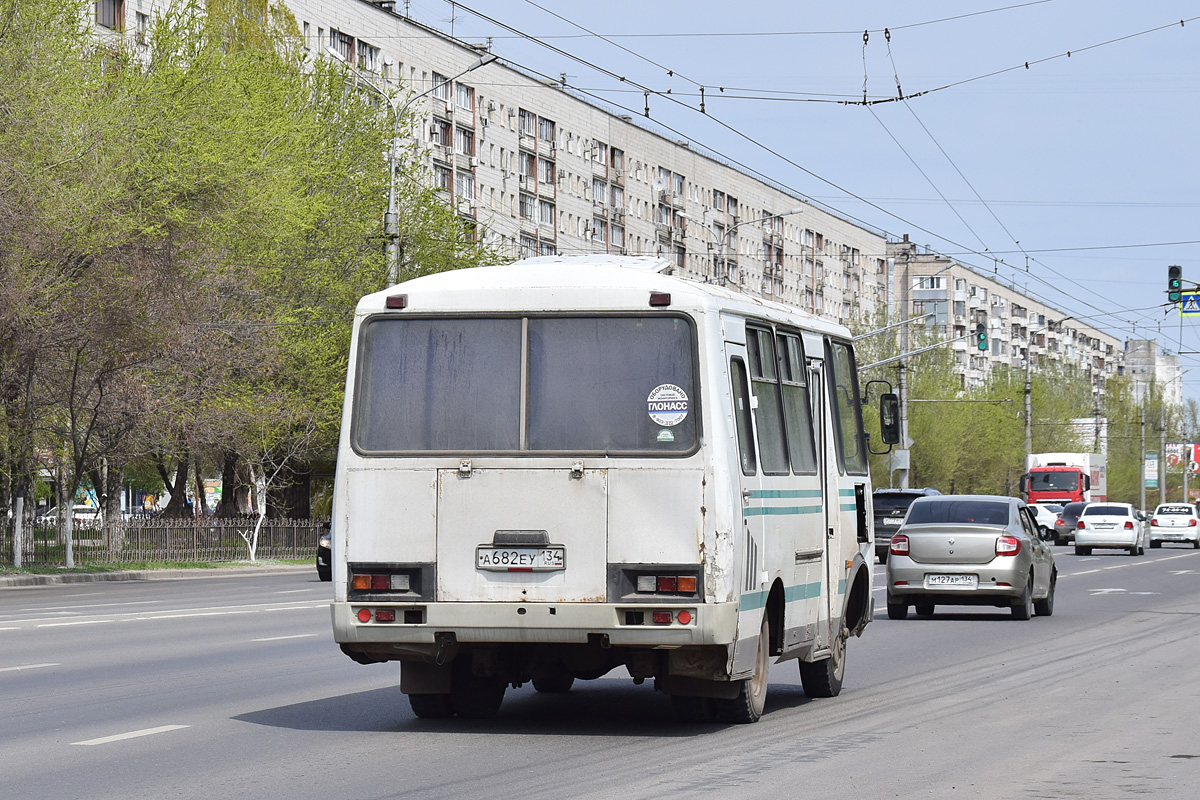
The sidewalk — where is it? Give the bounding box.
[0,563,313,588]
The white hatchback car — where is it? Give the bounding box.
[1028,503,1063,538]
[1075,502,1147,556]
[1149,504,1200,549]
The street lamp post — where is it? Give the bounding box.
[326,47,497,285]
[685,205,803,288]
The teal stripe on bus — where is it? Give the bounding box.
[747,489,824,499]
[739,581,822,611]
[744,505,823,517]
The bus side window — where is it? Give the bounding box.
[745,327,788,475]
[730,358,757,476]
[776,332,817,474]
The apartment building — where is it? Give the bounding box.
[91,0,1148,394]
[886,237,1124,391]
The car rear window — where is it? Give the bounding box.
[873,495,920,513]
[906,500,1010,525]
[1155,505,1194,515]
[1082,505,1129,517]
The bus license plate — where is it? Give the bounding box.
[476,546,565,571]
[925,574,977,588]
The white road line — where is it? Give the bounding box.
[0,663,60,672]
[252,633,318,642]
[37,620,113,628]
[0,627,20,632]
[71,725,190,746]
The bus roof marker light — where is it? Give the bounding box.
[649,292,671,307]
[385,295,408,309]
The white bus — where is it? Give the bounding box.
[330,256,898,723]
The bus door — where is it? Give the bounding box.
[726,341,766,678]
[808,353,838,652]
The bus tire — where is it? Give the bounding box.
[799,625,846,698]
[715,614,769,724]
[671,695,717,723]
[532,672,575,693]
[449,660,506,719]
[408,693,454,719]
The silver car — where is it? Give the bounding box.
[1075,501,1147,556]
[885,495,1057,620]
[1148,503,1199,549]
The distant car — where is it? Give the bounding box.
[317,523,331,581]
[1075,502,1146,556]
[872,488,942,563]
[886,495,1056,620]
[1149,504,1200,549]
[34,505,102,527]
[1028,503,1063,538]
[1052,501,1088,546]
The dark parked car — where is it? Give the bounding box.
[1052,501,1088,546]
[317,523,331,582]
[873,488,942,563]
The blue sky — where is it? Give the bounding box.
[399,0,1200,398]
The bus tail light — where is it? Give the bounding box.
[889,534,909,556]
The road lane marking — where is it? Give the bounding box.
[252,633,318,642]
[37,620,113,628]
[72,725,190,746]
[0,663,60,672]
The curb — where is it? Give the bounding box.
[0,563,314,588]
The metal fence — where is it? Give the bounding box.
[1,517,326,567]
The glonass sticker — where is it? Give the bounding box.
[647,384,689,427]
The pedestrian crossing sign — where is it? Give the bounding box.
[1182,292,1200,316]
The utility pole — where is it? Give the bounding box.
[1024,345,1033,463]
[898,252,910,490]
[1139,407,1147,513]
[1161,395,1168,505]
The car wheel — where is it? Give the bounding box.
[914,602,935,617]
[1194,540,1199,550]
[886,599,907,620]
[799,623,846,699]
[878,550,888,564]
[1011,575,1034,620]
[716,614,770,723]
[408,693,454,719]
[1075,546,1092,556]
[317,567,331,582]
[671,694,717,723]
[1034,570,1056,617]
[449,658,506,719]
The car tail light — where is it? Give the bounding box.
[677,576,697,593]
[657,576,677,592]
[1055,519,1066,527]
[890,534,909,556]
[1077,520,1085,529]
[996,535,1022,556]
[1190,520,1197,527]
[1151,518,1159,526]
[1124,520,1134,530]
[635,574,698,595]
[676,610,693,625]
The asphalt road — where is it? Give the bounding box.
[3,547,1200,799]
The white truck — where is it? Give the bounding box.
[1021,452,1107,506]
[329,256,899,723]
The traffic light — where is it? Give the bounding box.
[975,322,988,351]
[1168,265,1183,303]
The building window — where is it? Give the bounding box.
[592,141,608,164]
[611,225,625,249]
[538,117,556,142]
[611,185,624,209]
[610,147,624,171]
[331,29,354,64]
[433,164,452,192]
[520,235,538,258]
[593,218,608,243]
[539,199,555,226]
[539,240,556,256]
[432,73,451,102]
[592,178,608,205]
[456,83,474,112]
[455,171,475,201]
[454,127,475,157]
[431,119,452,148]
[672,173,685,196]
[96,0,124,31]
[519,109,536,136]
[357,41,379,72]
[727,196,739,217]
[520,193,536,220]
[519,151,536,179]
[538,158,555,185]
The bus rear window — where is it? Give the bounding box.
[353,315,697,455]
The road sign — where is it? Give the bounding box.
[1181,292,1200,316]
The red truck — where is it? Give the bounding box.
[1020,453,1107,505]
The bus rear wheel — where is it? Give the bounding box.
[799,625,846,698]
[715,614,770,724]
[449,659,506,719]
[408,693,453,719]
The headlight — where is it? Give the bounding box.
[318,534,331,548]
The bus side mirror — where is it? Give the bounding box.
[879,393,900,445]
